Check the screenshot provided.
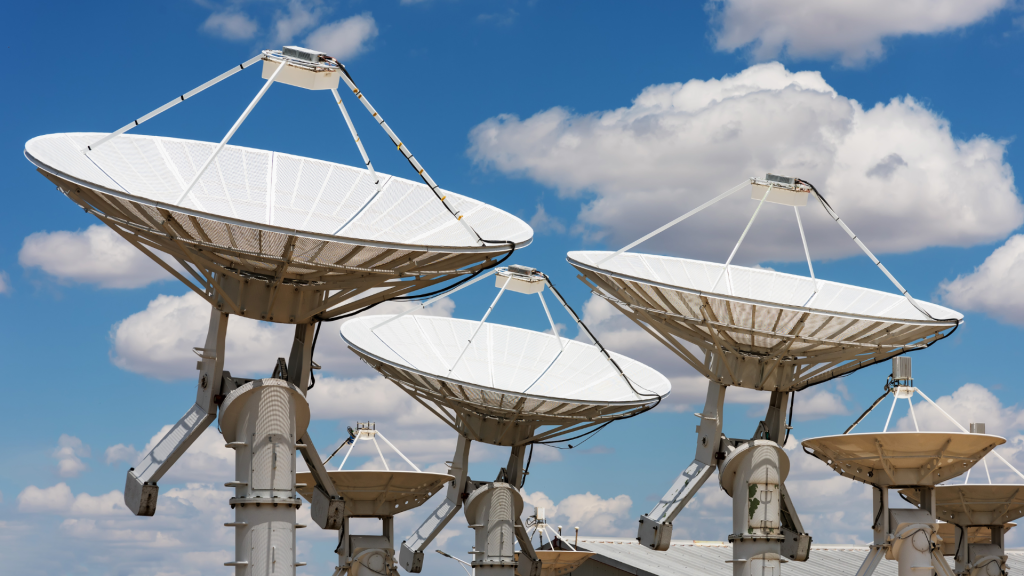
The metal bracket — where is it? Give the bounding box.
[639,381,726,549]
[399,435,471,572]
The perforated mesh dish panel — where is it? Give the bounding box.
[25,134,533,322]
[341,316,670,422]
[569,251,962,390]
[27,133,532,249]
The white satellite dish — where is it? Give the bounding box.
[566,174,963,574]
[25,46,532,576]
[341,265,670,575]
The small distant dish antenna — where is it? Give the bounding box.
[803,357,1024,576]
[294,423,452,576]
[523,508,595,575]
[25,46,532,576]
[567,174,963,571]
[341,264,670,575]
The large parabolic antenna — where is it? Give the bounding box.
[25,46,532,576]
[567,175,963,574]
[341,265,670,575]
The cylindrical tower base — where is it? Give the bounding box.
[220,378,310,576]
[464,482,524,576]
[719,440,790,576]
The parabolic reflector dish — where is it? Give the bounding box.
[569,251,962,391]
[802,432,1003,487]
[295,470,452,516]
[340,315,670,444]
[936,523,1014,555]
[25,133,532,322]
[900,485,1024,527]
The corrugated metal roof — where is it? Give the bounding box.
[558,538,1024,575]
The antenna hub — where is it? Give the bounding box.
[262,47,341,91]
[892,356,912,383]
[750,173,811,206]
[496,265,545,294]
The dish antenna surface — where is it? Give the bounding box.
[295,423,453,576]
[341,265,671,575]
[25,46,531,576]
[803,357,1021,576]
[908,485,1024,576]
[567,175,962,573]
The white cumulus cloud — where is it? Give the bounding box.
[304,13,379,60]
[104,443,139,466]
[19,225,173,289]
[469,63,1022,265]
[110,291,455,381]
[272,0,323,45]
[201,11,258,41]
[53,434,90,478]
[939,234,1024,326]
[793,382,850,421]
[522,491,634,537]
[18,483,75,514]
[529,204,566,235]
[708,0,1010,66]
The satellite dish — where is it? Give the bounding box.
[566,175,964,573]
[565,172,962,569]
[341,265,670,575]
[295,423,453,576]
[900,485,1024,527]
[342,315,668,434]
[26,132,531,323]
[904,487,1023,575]
[568,250,961,391]
[27,46,532,576]
[802,432,1002,486]
[521,507,595,576]
[801,357,1020,576]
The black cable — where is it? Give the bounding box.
[526,273,663,450]
[521,443,534,489]
[537,421,614,450]
[540,273,661,404]
[843,377,894,435]
[783,391,796,445]
[795,178,962,368]
[391,242,515,302]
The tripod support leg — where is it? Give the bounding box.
[124,307,228,516]
[854,546,887,576]
[399,435,471,572]
[638,381,726,550]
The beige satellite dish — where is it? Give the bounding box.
[900,485,1024,527]
[296,470,452,516]
[514,551,595,576]
[802,432,1003,487]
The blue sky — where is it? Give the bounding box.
[4,1,1024,575]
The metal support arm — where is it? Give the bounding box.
[125,307,228,516]
[638,381,726,550]
[399,435,471,572]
